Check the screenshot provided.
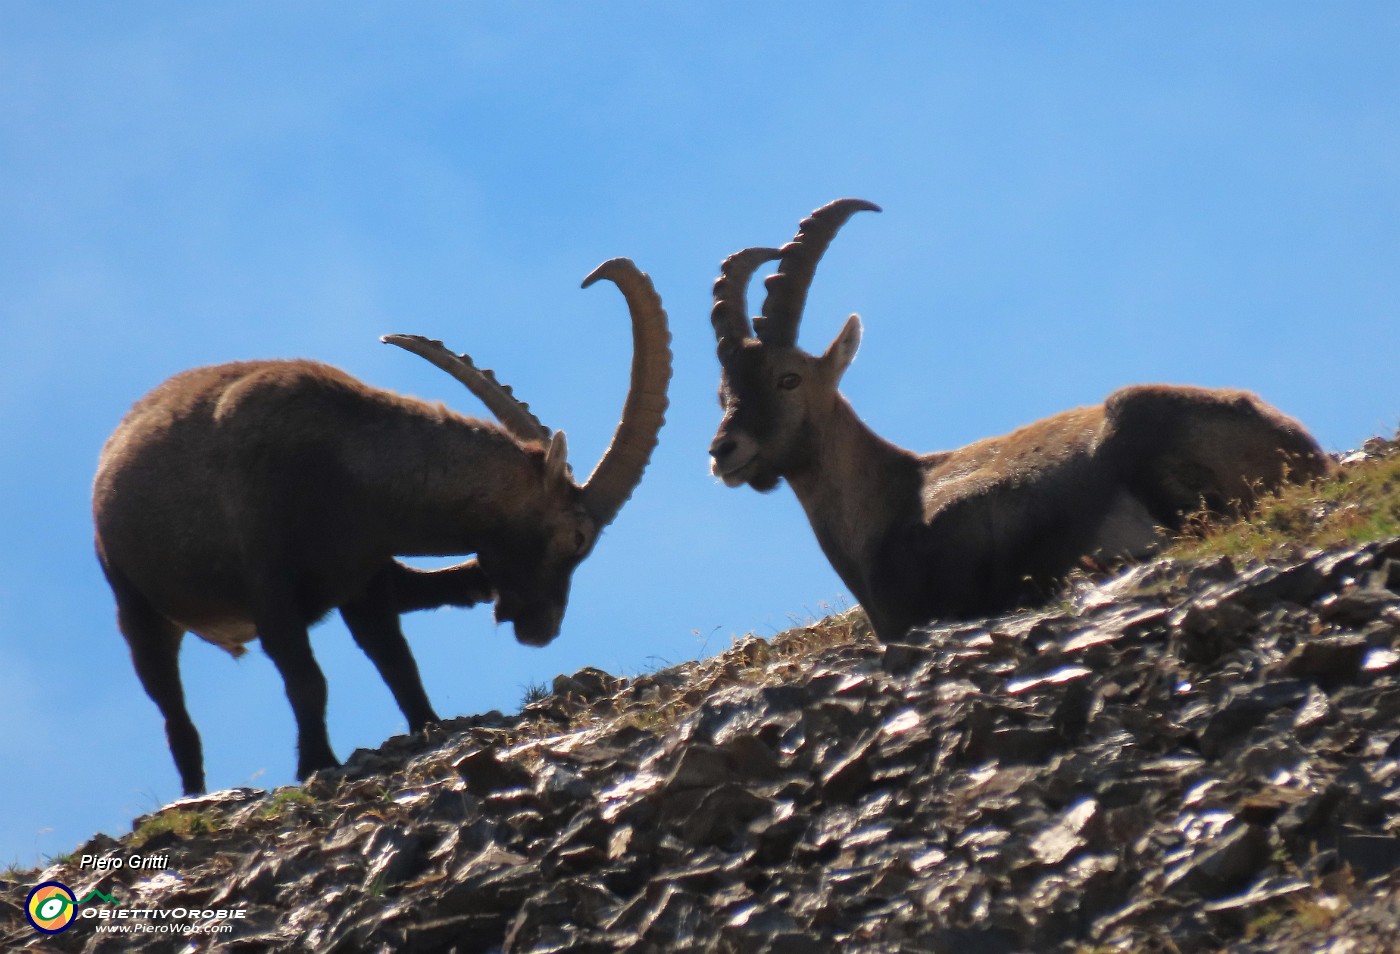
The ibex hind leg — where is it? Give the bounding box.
[340,566,439,732]
[100,558,206,796]
[1107,385,1329,530]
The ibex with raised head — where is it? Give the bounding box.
[95,259,670,795]
[709,199,1330,641]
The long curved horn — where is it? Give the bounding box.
[711,247,782,346]
[381,334,551,442]
[578,258,672,527]
[757,198,881,347]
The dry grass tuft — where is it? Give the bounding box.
[1171,440,1400,562]
[495,607,876,755]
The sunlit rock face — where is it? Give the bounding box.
[6,439,1400,953]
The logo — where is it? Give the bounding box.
[21,878,245,938]
[26,881,78,934]
[80,888,121,906]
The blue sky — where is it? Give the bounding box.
[1,3,1396,866]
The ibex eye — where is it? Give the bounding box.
[778,373,802,390]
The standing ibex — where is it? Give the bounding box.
[94,259,670,795]
[709,199,1330,641]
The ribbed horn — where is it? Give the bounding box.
[578,258,673,527]
[757,198,881,347]
[711,247,782,346]
[381,334,551,442]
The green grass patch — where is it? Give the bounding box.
[258,787,318,821]
[131,809,213,847]
[1170,449,1400,562]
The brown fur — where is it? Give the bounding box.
[710,200,1331,641]
[94,360,583,647]
[95,259,671,794]
[94,359,592,794]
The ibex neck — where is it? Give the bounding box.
[353,417,544,556]
[784,396,919,600]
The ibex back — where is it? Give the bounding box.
[94,259,671,795]
[709,200,1330,641]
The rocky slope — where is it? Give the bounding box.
[5,443,1400,953]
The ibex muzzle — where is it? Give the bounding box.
[94,259,670,795]
[710,199,1331,640]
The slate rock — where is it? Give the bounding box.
[10,526,1400,954]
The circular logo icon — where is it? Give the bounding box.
[26,881,77,934]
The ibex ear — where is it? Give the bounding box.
[545,431,571,486]
[821,314,862,382]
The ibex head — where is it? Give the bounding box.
[473,429,592,646]
[709,199,880,491]
[386,258,671,645]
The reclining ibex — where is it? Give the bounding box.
[709,199,1330,641]
[94,259,670,795]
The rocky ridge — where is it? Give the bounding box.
[5,444,1400,952]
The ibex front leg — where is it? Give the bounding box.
[385,559,494,614]
[249,579,338,780]
[340,565,442,732]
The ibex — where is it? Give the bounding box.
[94,259,671,795]
[709,199,1330,641]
